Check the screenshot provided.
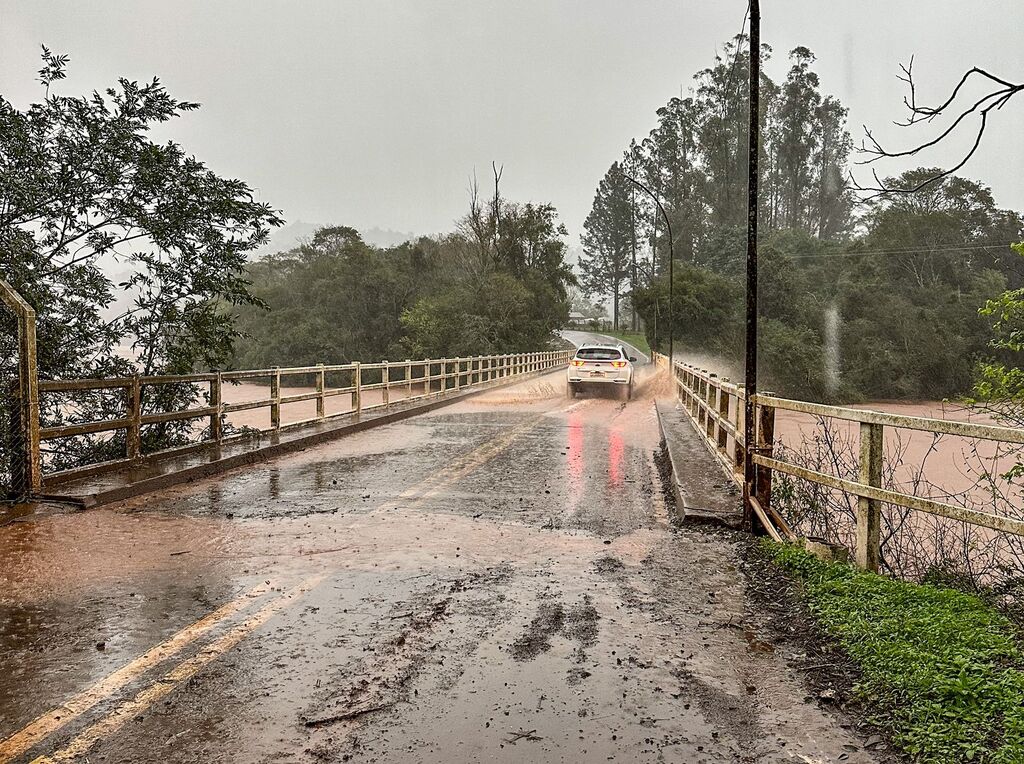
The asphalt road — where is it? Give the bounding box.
[0,367,879,763]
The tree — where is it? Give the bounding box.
[579,163,633,330]
[0,48,282,380]
[1,47,282,465]
[974,242,1024,433]
[235,189,575,366]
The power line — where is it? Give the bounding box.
[719,241,1018,263]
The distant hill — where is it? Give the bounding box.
[255,221,416,257]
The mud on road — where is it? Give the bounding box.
[0,367,886,763]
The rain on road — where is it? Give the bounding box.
[0,365,880,763]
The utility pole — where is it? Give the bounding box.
[742,0,761,532]
[622,172,673,363]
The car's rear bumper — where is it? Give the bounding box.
[567,375,631,385]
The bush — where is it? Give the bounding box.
[764,542,1024,763]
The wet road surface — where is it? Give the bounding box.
[0,367,879,763]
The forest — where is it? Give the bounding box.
[578,37,1024,401]
[231,188,574,369]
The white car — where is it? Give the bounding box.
[566,344,637,400]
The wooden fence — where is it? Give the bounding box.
[25,351,571,487]
[660,355,1024,572]
[1,278,41,497]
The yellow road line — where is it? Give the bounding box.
[11,398,580,760]
[0,580,273,763]
[32,575,324,764]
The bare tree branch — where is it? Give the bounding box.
[849,61,1023,198]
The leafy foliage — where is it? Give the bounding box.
[233,194,574,366]
[1,48,281,469]
[579,35,1024,403]
[765,542,1024,763]
[1,48,282,380]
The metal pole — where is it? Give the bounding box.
[622,172,673,363]
[742,0,761,532]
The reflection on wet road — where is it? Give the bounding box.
[0,368,880,763]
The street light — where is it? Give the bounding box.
[621,172,673,364]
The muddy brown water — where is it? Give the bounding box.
[0,367,886,763]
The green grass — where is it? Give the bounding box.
[597,330,651,357]
[763,542,1024,763]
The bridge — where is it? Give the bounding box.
[3,280,1023,763]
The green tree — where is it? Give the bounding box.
[234,191,574,367]
[1,47,281,468]
[579,162,633,330]
[0,48,282,380]
[975,242,1024,430]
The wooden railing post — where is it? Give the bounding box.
[126,374,142,459]
[1,277,42,495]
[316,364,325,420]
[717,381,730,453]
[440,359,447,393]
[454,358,462,390]
[406,360,412,396]
[697,376,707,430]
[352,362,362,414]
[270,367,281,429]
[706,374,718,440]
[382,360,390,407]
[734,384,746,475]
[211,372,224,441]
[857,422,884,572]
[756,395,776,513]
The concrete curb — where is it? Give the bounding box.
[62,368,563,509]
[655,399,742,529]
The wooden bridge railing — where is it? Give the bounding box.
[657,354,1024,572]
[32,351,572,485]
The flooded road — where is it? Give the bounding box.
[0,368,881,763]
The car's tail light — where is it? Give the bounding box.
[571,359,586,367]
[611,360,627,368]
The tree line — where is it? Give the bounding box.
[232,185,574,368]
[1,50,574,475]
[579,36,1024,402]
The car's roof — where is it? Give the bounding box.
[575,343,625,352]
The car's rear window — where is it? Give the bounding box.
[576,348,623,361]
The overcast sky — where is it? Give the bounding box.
[3,1,1022,246]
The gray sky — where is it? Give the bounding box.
[3,1,1022,245]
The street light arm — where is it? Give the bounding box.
[621,173,672,247]
[621,171,674,363]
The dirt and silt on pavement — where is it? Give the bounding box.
[0,367,889,763]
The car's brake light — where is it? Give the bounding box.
[611,360,627,368]
[571,359,586,367]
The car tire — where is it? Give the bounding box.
[627,381,634,401]
[566,382,576,399]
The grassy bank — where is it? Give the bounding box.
[597,330,651,358]
[762,542,1024,763]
